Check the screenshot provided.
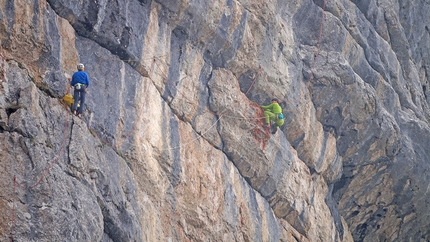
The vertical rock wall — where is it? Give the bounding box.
[0,0,429,241]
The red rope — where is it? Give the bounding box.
[245,66,262,95]
[10,112,69,241]
[0,45,5,78]
[7,1,327,238]
[82,54,259,153]
[9,176,16,242]
[15,114,69,189]
[152,57,263,119]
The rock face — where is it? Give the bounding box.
[0,0,429,241]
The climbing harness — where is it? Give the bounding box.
[74,83,85,90]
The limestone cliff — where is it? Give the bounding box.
[0,0,429,241]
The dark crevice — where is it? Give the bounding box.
[325,184,345,240]
[137,0,150,5]
[66,117,75,166]
[9,127,31,140]
[45,3,334,241]
[35,82,58,98]
[6,105,26,117]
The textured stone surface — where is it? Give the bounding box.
[0,0,429,241]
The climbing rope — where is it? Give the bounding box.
[6,0,328,239]
[0,45,5,77]
[9,176,16,242]
[9,109,69,241]
[77,57,263,153]
[83,50,265,151]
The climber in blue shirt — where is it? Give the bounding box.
[70,63,90,117]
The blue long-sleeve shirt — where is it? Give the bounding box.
[71,71,90,87]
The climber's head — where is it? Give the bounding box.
[77,63,85,71]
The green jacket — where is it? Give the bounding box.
[262,103,282,114]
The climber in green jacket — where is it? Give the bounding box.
[261,98,284,134]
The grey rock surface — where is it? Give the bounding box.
[0,0,429,241]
